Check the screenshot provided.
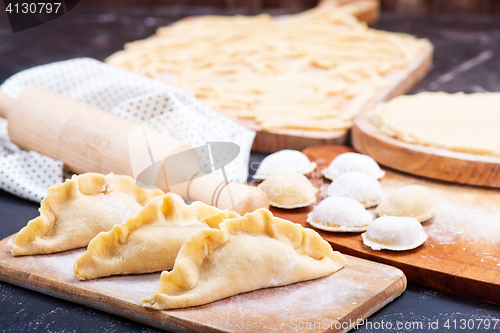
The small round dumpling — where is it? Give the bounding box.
[254,150,316,180]
[307,197,373,232]
[376,185,438,222]
[327,171,382,208]
[258,171,317,209]
[362,216,427,251]
[322,152,385,180]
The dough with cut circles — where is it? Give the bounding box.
[362,216,427,251]
[327,171,382,208]
[370,92,500,156]
[142,209,346,310]
[10,173,163,256]
[376,185,438,222]
[74,193,239,280]
[323,152,385,180]
[106,6,429,131]
[254,150,316,180]
[307,196,373,232]
[258,171,318,208]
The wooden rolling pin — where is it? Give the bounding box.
[0,87,269,214]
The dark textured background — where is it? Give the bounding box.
[1,3,500,333]
[55,0,500,15]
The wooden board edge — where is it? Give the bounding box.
[337,256,407,328]
[0,260,224,333]
[300,145,500,305]
[251,128,350,153]
[318,0,380,24]
[384,41,433,101]
[0,234,408,333]
[350,0,380,24]
[251,41,433,153]
[142,2,429,154]
[352,107,500,188]
[329,242,500,305]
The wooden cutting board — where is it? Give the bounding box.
[140,0,432,153]
[226,42,433,153]
[221,0,387,153]
[352,109,500,188]
[0,236,405,333]
[222,0,431,152]
[271,145,500,305]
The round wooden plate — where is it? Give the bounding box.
[351,110,500,188]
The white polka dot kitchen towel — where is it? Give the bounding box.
[0,58,256,202]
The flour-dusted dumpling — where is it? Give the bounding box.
[10,173,164,256]
[322,152,385,180]
[376,185,438,222]
[257,171,318,209]
[327,171,382,208]
[307,197,373,232]
[142,209,346,310]
[254,150,316,180]
[362,216,428,251]
[74,193,239,280]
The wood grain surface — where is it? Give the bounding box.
[270,145,500,305]
[352,109,500,188]
[0,236,405,333]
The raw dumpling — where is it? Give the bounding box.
[254,150,316,180]
[362,216,428,251]
[376,185,438,222]
[327,171,382,208]
[142,209,346,310]
[10,173,163,256]
[322,152,385,180]
[257,171,318,208]
[74,193,239,280]
[307,197,373,232]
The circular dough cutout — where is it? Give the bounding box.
[376,185,439,222]
[307,196,373,232]
[327,171,382,208]
[258,171,317,209]
[254,150,317,180]
[322,152,385,180]
[362,216,428,251]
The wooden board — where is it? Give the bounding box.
[352,109,500,188]
[143,0,431,153]
[271,145,500,305]
[0,236,406,333]
[229,42,433,153]
[318,0,380,24]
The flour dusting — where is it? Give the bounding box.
[425,199,500,245]
[103,193,130,221]
[380,176,500,246]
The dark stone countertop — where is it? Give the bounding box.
[1,6,500,333]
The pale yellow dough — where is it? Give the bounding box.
[106,7,429,131]
[370,92,500,156]
[362,216,427,251]
[307,196,373,232]
[74,193,239,280]
[10,173,163,256]
[254,150,316,180]
[142,209,346,310]
[376,185,438,222]
[258,171,318,208]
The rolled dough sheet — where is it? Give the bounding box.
[370,92,500,156]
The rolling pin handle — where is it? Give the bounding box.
[231,185,270,215]
[0,92,14,119]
